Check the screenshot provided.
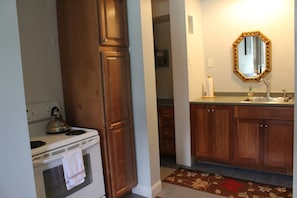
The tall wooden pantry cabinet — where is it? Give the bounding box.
[56,0,137,197]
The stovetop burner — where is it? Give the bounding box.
[30,127,98,156]
[30,140,46,149]
[65,130,86,136]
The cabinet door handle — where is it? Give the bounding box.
[102,38,108,43]
[264,124,268,128]
[109,126,113,130]
[207,109,210,112]
[259,124,263,128]
[211,109,215,112]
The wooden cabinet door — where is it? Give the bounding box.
[191,105,211,158]
[263,119,293,173]
[211,106,232,161]
[191,105,232,161]
[98,0,129,47]
[234,118,262,165]
[101,51,132,128]
[108,125,137,197]
[101,50,137,197]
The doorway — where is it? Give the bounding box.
[152,14,176,169]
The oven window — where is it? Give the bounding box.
[43,154,93,198]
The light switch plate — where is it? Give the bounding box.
[208,58,214,68]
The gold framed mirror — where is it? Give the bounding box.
[233,31,271,82]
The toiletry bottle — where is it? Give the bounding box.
[248,87,253,99]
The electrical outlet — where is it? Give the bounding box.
[26,107,36,122]
[26,102,59,123]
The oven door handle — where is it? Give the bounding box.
[32,136,99,166]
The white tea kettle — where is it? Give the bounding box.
[46,106,70,134]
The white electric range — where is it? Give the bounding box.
[27,102,106,198]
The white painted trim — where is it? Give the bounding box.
[151,180,162,198]
[132,180,162,198]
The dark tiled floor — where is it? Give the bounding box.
[123,193,146,198]
[161,157,293,188]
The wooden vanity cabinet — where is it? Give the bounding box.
[158,106,175,155]
[190,104,233,163]
[57,0,137,197]
[233,105,293,174]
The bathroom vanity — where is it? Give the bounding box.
[190,96,294,175]
[157,99,176,156]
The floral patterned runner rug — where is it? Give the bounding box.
[162,168,292,198]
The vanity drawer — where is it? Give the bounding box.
[158,107,174,118]
[234,106,294,120]
[160,138,175,155]
[159,128,175,138]
[159,117,174,128]
[158,106,175,155]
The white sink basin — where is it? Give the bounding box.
[241,96,292,104]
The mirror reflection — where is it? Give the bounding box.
[233,31,271,82]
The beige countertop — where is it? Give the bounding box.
[190,96,294,106]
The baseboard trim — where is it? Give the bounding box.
[132,180,162,198]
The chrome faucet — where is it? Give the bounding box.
[261,78,270,98]
[282,88,287,98]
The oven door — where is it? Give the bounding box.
[33,138,105,198]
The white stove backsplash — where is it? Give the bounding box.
[28,120,49,137]
[26,101,60,137]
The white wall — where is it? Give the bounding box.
[293,0,297,196]
[154,21,174,99]
[127,0,161,197]
[152,0,169,17]
[153,0,205,166]
[186,0,205,101]
[17,0,64,109]
[201,0,294,93]
[153,0,294,95]
[169,0,192,166]
[0,0,36,197]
